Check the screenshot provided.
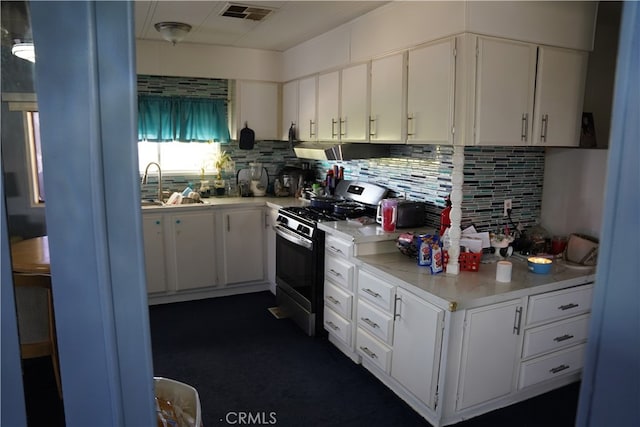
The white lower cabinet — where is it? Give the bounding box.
[519,343,586,389]
[219,208,265,285]
[357,328,393,373]
[391,287,444,409]
[168,211,217,291]
[457,299,523,410]
[323,235,357,356]
[142,214,167,294]
[356,269,444,410]
[323,253,594,426]
[143,205,271,302]
[265,206,279,294]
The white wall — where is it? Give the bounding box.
[282,1,596,82]
[541,148,608,238]
[136,39,282,82]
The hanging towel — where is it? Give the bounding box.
[239,123,255,150]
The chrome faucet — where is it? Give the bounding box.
[141,162,163,202]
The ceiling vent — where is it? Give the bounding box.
[220,3,275,21]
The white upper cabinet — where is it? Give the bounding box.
[407,38,457,144]
[317,64,369,142]
[317,71,341,141]
[234,80,279,141]
[474,37,537,146]
[281,80,298,141]
[531,46,588,147]
[340,63,369,141]
[298,76,317,141]
[473,36,589,147]
[370,52,406,143]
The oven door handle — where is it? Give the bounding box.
[273,224,313,250]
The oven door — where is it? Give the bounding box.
[274,224,318,312]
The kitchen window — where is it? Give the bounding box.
[3,91,45,205]
[25,110,45,204]
[137,95,230,174]
[137,140,220,175]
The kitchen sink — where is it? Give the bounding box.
[141,199,164,207]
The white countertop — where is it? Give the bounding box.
[141,196,308,212]
[355,251,596,311]
[318,220,436,244]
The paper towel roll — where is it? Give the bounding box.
[496,261,512,283]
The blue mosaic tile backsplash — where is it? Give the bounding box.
[137,76,545,233]
[313,145,544,231]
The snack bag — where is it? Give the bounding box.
[430,244,444,274]
[417,234,439,266]
[418,237,432,266]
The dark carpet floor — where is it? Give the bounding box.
[21,290,581,426]
[149,291,581,427]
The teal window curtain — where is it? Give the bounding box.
[138,95,230,143]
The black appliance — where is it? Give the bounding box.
[274,181,387,336]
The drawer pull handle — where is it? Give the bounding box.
[558,303,579,311]
[363,288,381,298]
[326,321,340,331]
[553,334,574,343]
[550,364,570,374]
[327,296,340,305]
[328,246,343,255]
[360,346,378,359]
[361,317,379,329]
[328,269,343,278]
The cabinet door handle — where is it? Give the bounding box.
[521,113,529,141]
[362,288,380,298]
[227,215,230,232]
[361,317,379,328]
[340,118,346,137]
[541,114,549,142]
[394,295,402,319]
[513,306,523,335]
[328,269,343,278]
[309,119,315,138]
[369,116,377,137]
[327,296,340,305]
[407,115,414,137]
[327,246,344,255]
[553,334,574,343]
[558,303,579,311]
[359,346,378,359]
[331,118,338,138]
[326,321,339,331]
[549,364,570,374]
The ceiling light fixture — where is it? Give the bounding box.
[12,41,35,63]
[154,22,192,45]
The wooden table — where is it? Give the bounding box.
[11,236,50,274]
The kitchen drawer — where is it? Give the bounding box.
[324,281,353,319]
[324,306,351,346]
[356,328,392,374]
[358,270,396,312]
[522,314,590,359]
[325,236,352,259]
[357,299,394,345]
[325,255,354,291]
[526,285,593,326]
[518,344,585,389]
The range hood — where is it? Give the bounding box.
[293,142,390,161]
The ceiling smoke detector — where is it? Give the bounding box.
[220,3,275,21]
[154,22,192,45]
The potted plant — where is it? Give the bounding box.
[213,150,232,196]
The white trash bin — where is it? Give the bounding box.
[154,377,203,427]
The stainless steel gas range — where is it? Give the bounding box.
[273,181,388,336]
